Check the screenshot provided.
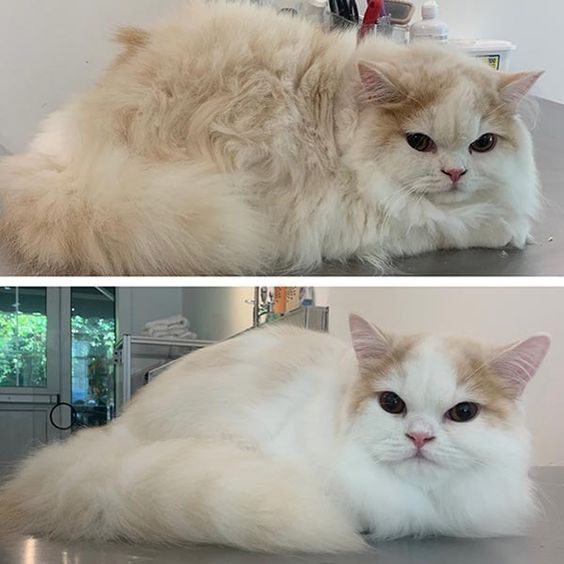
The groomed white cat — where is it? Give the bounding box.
[0,315,550,553]
[0,1,542,275]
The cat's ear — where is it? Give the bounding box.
[358,62,405,106]
[349,314,392,361]
[498,71,544,106]
[490,334,551,398]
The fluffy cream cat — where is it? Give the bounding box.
[0,1,542,275]
[0,315,550,553]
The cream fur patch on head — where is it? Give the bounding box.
[349,314,550,422]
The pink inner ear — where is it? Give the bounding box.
[490,334,551,397]
[349,314,391,361]
[358,62,404,105]
[499,71,544,106]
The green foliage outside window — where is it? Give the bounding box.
[0,312,47,388]
[71,315,116,406]
[0,312,115,399]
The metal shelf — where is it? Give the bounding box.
[113,306,329,415]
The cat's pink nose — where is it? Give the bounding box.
[441,168,467,183]
[406,432,436,450]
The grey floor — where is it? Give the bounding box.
[0,467,562,564]
[317,98,564,276]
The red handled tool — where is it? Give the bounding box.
[358,0,385,42]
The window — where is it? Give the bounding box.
[71,288,116,426]
[0,288,47,388]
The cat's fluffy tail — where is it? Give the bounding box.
[0,129,270,275]
[0,429,365,553]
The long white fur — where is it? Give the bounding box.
[0,320,547,552]
[0,1,541,275]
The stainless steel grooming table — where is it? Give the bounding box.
[0,467,562,564]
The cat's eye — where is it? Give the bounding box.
[406,133,436,153]
[470,133,497,153]
[379,392,406,415]
[446,402,480,423]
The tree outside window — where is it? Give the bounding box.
[0,288,47,388]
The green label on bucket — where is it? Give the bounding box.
[477,55,501,71]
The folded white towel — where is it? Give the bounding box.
[146,322,186,334]
[146,328,198,339]
[142,315,198,339]
[144,315,189,331]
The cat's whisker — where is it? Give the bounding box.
[377,184,421,241]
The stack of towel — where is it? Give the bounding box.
[143,315,198,340]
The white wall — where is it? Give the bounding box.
[116,286,255,341]
[326,287,564,466]
[2,0,562,153]
[0,0,182,153]
[412,0,563,103]
[116,287,184,336]
[183,288,256,341]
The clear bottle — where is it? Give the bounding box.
[410,1,448,44]
[300,0,327,24]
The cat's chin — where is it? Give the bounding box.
[388,455,450,486]
[385,451,440,467]
[403,453,438,466]
[423,188,473,205]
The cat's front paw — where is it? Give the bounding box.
[509,235,528,249]
[508,223,531,249]
[474,219,530,250]
[463,227,513,250]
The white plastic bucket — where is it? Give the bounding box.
[449,39,516,71]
